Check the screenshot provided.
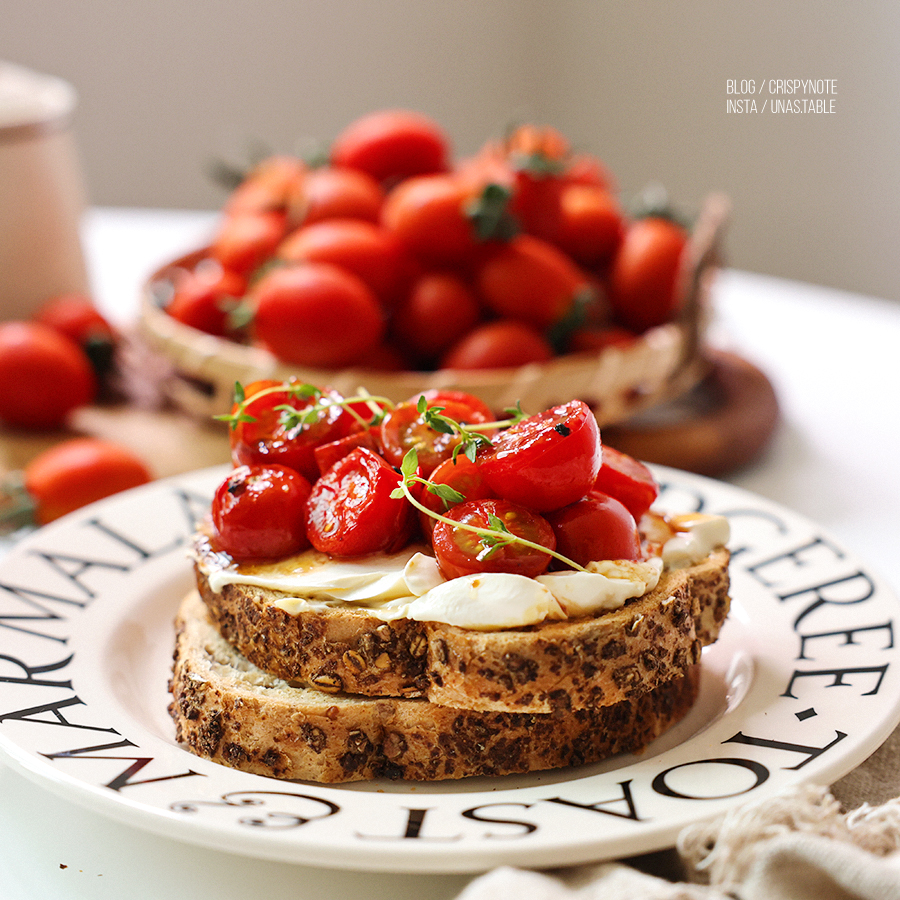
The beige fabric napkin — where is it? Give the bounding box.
[456,724,900,900]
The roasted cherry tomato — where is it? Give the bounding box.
[0,322,96,430]
[379,396,493,477]
[330,109,449,185]
[298,165,385,225]
[593,445,659,520]
[431,498,556,580]
[211,464,312,560]
[277,218,410,308]
[475,234,588,329]
[546,493,641,568]
[251,262,385,368]
[229,380,356,482]
[608,216,688,333]
[305,447,414,556]
[440,319,554,370]
[475,399,601,512]
[210,209,289,277]
[417,453,496,536]
[312,428,378,477]
[166,265,247,337]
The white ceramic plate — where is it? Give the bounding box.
[0,465,898,875]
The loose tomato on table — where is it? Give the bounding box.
[545,493,641,568]
[0,322,96,430]
[211,464,312,560]
[431,498,556,580]
[34,292,118,380]
[475,399,601,512]
[440,319,554,370]
[305,447,414,556]
[250,262,385,368]
[228,380,356,483]
[593,445,659,520]
[330,109,450,185]
[608,216,689,333]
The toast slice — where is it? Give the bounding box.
[169,591,701,783]
[193,536,730,713]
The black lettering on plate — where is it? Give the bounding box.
[0,651,74,689]
[724,730,848,771]
[355,807,462,842]
[797,621,894,661]
[652,758,769,800]
[545,779,641,821]
[461,803,537,837]
[783,665,889,698]
[0,695,118,735]
[0,581,87,642]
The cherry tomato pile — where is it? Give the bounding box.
[210,380,661,584]
[166,110,691,372]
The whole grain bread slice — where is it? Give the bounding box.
[169,591,701,783]
[193,538,730,713]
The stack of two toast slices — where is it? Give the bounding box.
[169,534,731,784]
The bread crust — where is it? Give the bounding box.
[194,540,730,713]
[170,591,701,783]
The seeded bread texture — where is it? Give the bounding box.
[193,541,729,713]
[170,591,701,783]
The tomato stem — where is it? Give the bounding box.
[0,471,37,536]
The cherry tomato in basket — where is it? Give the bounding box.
[440,319,554,370]
[475,399,601,512]
[210,209,289,277]
[330,109,450,185]
[298,166,385,225]
[17,437,152,526]
[277,219,410,308]
[229,380,356,483]
[211,464,312,560]
[417,453,496,536]
[546,493,641,568]
[224,155,306,217]
[555,184,625,269]
[0,322,96,430]
[608,216,688,333]
[379,395,494,477]
[390,271,482,362]
[475,234,589,329]
[166,265,247,337]
[251,262,385,368]
[593,445,659,521]
[431,498,556,580]
[305,447,414,556]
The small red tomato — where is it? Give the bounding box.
[251,263,385,368]
[229,380,356,483]
[211,464,312,560]
[475,399,601,512]
[305,447,414,556]
[210,210,289,276]
[166,265,247,337]
[0,322,96,430]
[593,445,659,521]
[331,109,450,185]
[417,453,496,536]
[12,438,152,526]
[546,493,641,568]
[567,325,636,354]
[431,498,556,580]
[277,219,410,308]
[608,216,689,333]
[391,271,482,361]
[555,184,625,268]
[34,293,116,345]
[476,234,588,329]
[299,166,385,225]
[312,428,378,477]
[224,155,307,216]
[440,319,554,370]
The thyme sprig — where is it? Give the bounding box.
[390,448,586,572]
[419,397,527,462]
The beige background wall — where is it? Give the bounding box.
[4,1,899,301]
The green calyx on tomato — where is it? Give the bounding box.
[464,182,519,242]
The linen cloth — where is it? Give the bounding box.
[454,723,900,899]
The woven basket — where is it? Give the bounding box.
[137,193,729,426]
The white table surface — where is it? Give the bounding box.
[1,207,898,898]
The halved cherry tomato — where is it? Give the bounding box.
[379,396,493,477]
[390,271,482,362]
[608,216,689,333]
[546,493,641,568]
[593,445,659,520]
[313,428,378,477]
[251,262,385,368]
[0,322,96,430]
[476,234,588,329]
[475,399,601,512]
[277,218,410,308]
[211,464,312,560]
[417,453,496,536]
[440,319,554,370]
[166,265,247,337]
[210,210,289,277]
[305,447,414,556]
[330,109,449,185]
[431,498,556,580]
[229,380,355,482]
[298,166,385,225]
